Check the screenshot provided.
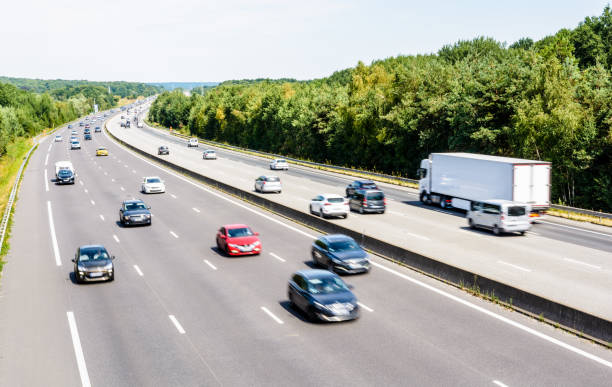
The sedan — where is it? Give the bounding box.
[202,149,217,159]
[216,224,261,256]
[309,194,349,218]
[254,175,281,193]
[72,245,115,283]
[311,234,370,274]
[119,199,151,226]
[55,135,63,142]
[270,158,289,170]
[158,145,169,155]
[288,269,359,322]
[70,140,81,150]
[141,176,165,193]
[96,147,108,156]
[345,180,378,197]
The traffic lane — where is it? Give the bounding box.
[47,146,221,385]
[532,219,612,254]
[0,139,81,387]
[95,133,612,384]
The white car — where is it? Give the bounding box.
[254,175,282,193]
[188,138,199,147]
[71,130,78,136]
[270,159,289,170]
[70,141,81,150]
[202,150,217,159]
[55,135,63,142]
[309,193,349,219]
[141,176,165,194]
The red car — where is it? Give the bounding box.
[216,224,262,256]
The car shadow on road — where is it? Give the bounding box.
[459,226,523,237]
[278,300,316,323]
[401,200,466,218]
[302,260,319,269]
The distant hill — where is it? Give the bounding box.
[149,82,219,91]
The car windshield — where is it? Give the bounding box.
[98,148,106,151]
[266,176,280,182]
[58,170,72,177]
[126,202,147,211]
[79,248,109,261]
[507,206,527,217]
[361,182,376,188]
[366,192,384,200]
[276,159,286,163]
[328,239,360,252]
[227,227,254,237]
[146,178,161,183]
[307,276,349,294]
[327,197,344,203]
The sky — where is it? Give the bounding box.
[1,0,609,83]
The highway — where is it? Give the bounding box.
[0,111,610,386]
[108,107,612,322]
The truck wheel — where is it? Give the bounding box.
[440,198,447,208]
[420,192,427,203]
[493,225,500,235]
[425,194,432,205]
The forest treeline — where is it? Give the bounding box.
[149,7,612,211]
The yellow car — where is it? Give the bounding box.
[96,147,109,156]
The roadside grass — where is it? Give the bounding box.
[117,97,137,107]
[547,208,612,227]
[0,137,33,272]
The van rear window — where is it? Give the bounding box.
[327,197,344,203]
[507,206,526,216]
[366,192,384,200]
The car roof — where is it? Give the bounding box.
[356,180,375,184]
[356,189,384,194]
[79,244,107,251]
[319,234,354,243]
[223,224,249,229]
[122,199,144,204]
[320,193,343,198]
[144,176,160,179]
[295,269,338,279]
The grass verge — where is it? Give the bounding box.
[0,137,34,272]
[547,208,612,227]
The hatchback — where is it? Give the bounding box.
[202,150,217,159]
[288,269,359,322]
[254,175,281,193]
[311,234,370,274]
[345,180,378,197]
[119,199,151,226]
[309,194,349,218]
[158,146,169,155]
[216,224,261,256]
[72,245,115,283]
[349,189,386,214]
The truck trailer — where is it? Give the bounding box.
[417,153,551,215]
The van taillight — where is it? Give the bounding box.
[384,197,387,205]
[362,199,367,206]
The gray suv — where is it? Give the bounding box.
[348,189,386,214]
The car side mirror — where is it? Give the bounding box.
[71,258,75,263]
[347,284,354,290]
[147,206,151,209]
[111,255,116,260]
[254,232,260,236]
[220,235,226,239]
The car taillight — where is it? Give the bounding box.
[384,198,387,205]
[501,214,505,221]
[324,202,331,206]
[362,199,367,206]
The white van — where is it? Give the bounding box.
[466,200,531,235]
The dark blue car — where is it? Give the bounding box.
[311,234,370,274]
[288,269,359,322]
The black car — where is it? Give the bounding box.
[56,169,75,184]
[72,245,115,283]
[119,199,152,226]
[95,126,101,133]
[345,180,378,197]
[84,133,92,141]
[158,145,169,155]
[288,269,359,322]
[311,234,370,274]
[348,189,386,214]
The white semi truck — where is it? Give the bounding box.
[417,153,551,215]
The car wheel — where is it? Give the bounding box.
[319,208,325,218]
[440,198,447,208]
[309,205,313,214]
[288,292,296,308]
[342,213,348,219]
[493,225,500,235]
[379,210,385,214]
[75,273,82,284]
[345,190,350,198]
[468,218,475,229]
[520,231,526,236]
[311,251,319,266]
[359,206,364,214]
[425,194,432,205]
[327,260,335,272]
[108,273,115,282]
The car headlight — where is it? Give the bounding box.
[124,216,130,220]
[252,240,261,246]
[228,243,239,248]
[103,263,113,270]
[313,301,329,311]
[77,265,86,272]
[145,214,151,218]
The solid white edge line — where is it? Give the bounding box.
[493,380,509,387]
[113,234,120,243]
[357,302,374,312]
[260,306,284,324]
[192,207,200,213]
[133,265,144,276]
[168,315,186,334]
[370,261,612,369]
[47,201,62,266]
[269,252,286,262]
[170,231,179,238]
[106,125,612,368]
[66,311,91,387]
[538,220,612,238]
[44,169,49,192]
[497,260,532,273]
[203,259,217,270]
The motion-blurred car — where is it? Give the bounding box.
[141,176,165,193]
[72,245,115,283]
[158,145,169,155]
[55,135,63,142]
[345,180,378,197]
[309,194,349,218]
[119,199,152,226]
[311,234,370,274]
[216,224,261,256]
[254,175,281,193]
[70,140,81,150]
[270,158,288,170]
[288,269,359,322]
[202,149,216,159]
[96,147,108,156]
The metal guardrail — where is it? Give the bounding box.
[0,143,37,251]
[550,204,612,220]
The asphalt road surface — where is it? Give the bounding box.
[0,111,610,386]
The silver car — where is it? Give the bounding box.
[255,175,282,193]
[270,159,289,170]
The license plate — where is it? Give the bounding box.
[90,272,103,278]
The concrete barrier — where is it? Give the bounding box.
[106,125,612,346]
